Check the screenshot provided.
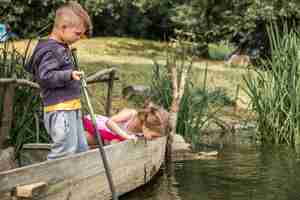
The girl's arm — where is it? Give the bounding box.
[106,109,137,141]
[106,120,136,141]
[109,108,136,123]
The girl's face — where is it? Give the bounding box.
[138,102,169,137]
[143,111,164,137]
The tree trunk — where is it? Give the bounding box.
[166,54,189,163]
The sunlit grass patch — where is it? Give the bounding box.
[8,36,250,116]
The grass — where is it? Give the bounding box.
[0,36,256,155]
[10,37,251,118]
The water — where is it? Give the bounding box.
[121,135,300,200]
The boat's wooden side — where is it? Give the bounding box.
[0,137,166,200]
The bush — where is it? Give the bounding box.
[208,42,234,60]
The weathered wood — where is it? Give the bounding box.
[0,137,166,200]
[0,85,4,142]
[0,78,39,89]
[0,147,16,172]
[34,113,40,143]
[20,143,51,166]
[23,143,51,150]
[105,71,115,117]
[86,77,119,85]
[0,84,15,148]
[86,68,116,84]
[0,68,117,90]
[15,182,47,198]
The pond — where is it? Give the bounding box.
[121,132,300,200]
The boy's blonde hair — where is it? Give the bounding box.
[54,1,92,36]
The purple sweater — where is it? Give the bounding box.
[26,39,81,106]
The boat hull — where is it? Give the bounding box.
[0,137,166,200]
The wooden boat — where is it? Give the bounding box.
[0,137,167,200]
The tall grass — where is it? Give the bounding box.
[150,55,233,146]
[243,23,300,145]
[0,40,48,155]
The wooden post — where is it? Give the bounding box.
[0,83,15,149]
[105,71,115,117]
[34,113,40,143]
[0,85,4,138]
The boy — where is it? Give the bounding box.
[26,1,92,159]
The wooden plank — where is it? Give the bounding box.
[86,68,116,83]
[0,78,39,88]
[85,77,119,85]
[15,182,47,198]
[0,83,15,148]
[0,85,4,139]
[38,160,160,200]
[0,137,166,200]
[23,143,51,150]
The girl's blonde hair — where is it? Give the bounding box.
[137,102,169,135]
[54,1,92,36]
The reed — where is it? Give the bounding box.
[0,39,48,155]
[150,51,231,145]
[243,22,300,145]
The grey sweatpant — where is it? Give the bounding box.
[44,110,89,160]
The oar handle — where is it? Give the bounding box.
[71,48,119,200]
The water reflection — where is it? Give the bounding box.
[174,145,300,200]
[122,143,300,200]
[121,169,182,200]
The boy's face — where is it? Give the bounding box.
[61,23,85,45]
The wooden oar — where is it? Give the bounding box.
[71,49,119,200]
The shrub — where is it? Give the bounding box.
[208,41,234,60]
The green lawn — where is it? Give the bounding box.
[76,37,249,113]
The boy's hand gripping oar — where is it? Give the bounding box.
[71,49,119,200]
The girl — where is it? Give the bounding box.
[83,102,169,145]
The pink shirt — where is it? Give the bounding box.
[83,115,126,142]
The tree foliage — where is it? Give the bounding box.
[1,0,300,43]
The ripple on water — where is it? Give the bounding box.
[122,143,300,200]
